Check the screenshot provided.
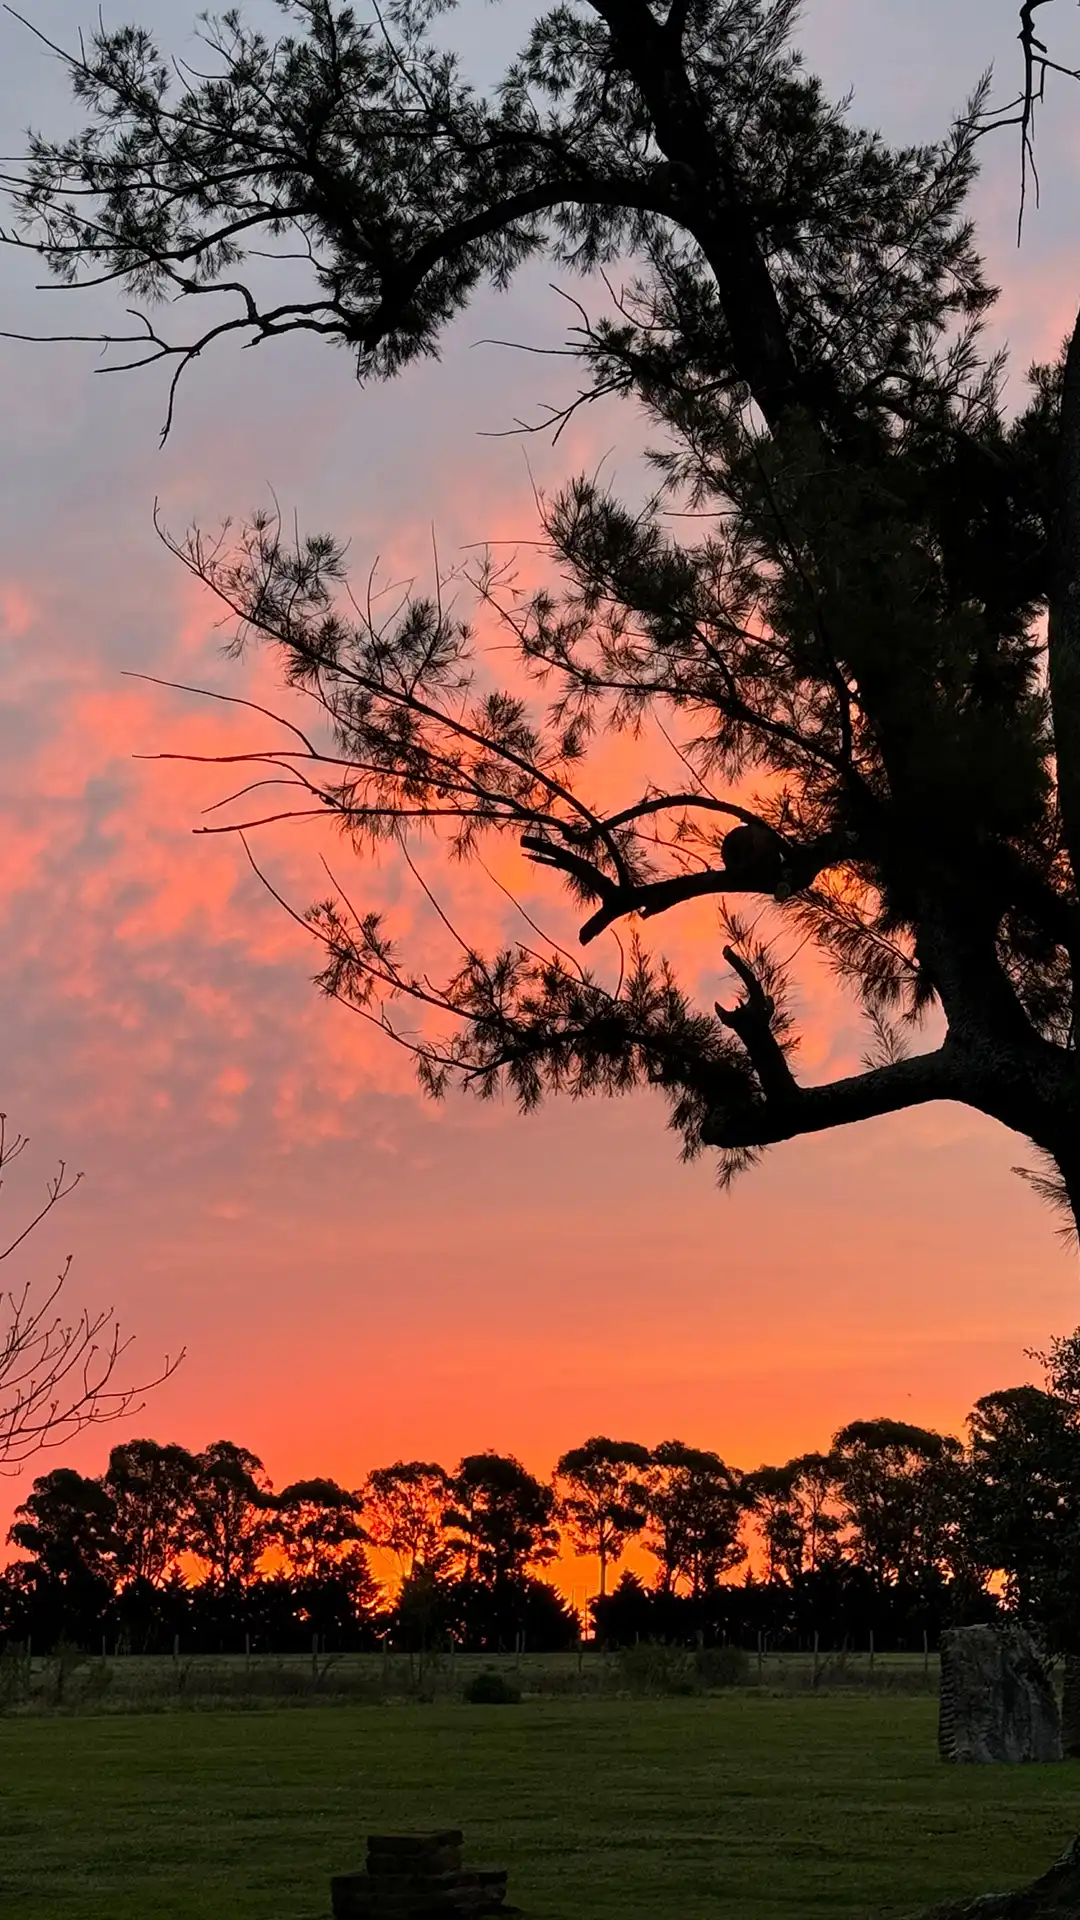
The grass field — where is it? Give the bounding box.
[1,1695,1078,1920]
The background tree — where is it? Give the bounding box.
[830,1420,966,1596]
[1027,1324,1080,1405]
[554,1436,651,1597]
[443,1452,559,1588]
[185,1441,274,1591]
[965,1383,1080,1636]
[645,1441,746,1598]
[785,1453,843,1576]
[103,1438,197,1588]
[8,1466,116,1586]
[272,1477,367,1583]
[364,1461,452,1582]
[744,1463,804,1586]
[272,1476,378,1640]
[6,1465,117,1645]
[6,1,1080,1236]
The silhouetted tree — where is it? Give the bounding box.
[646,1441,746,1598]
[966,1384,1080,1637]
[274,1475,379,1647]
[273,1477,366,1581]
[7,3,1080,1236]
[444,1453,559,1587]
[393,1564,459,1652]
[6,1466,117,1647]
[1028,1324,1080,1405]
[9,1466,116,1584]
[103,1439,197,1588]
[185,1441,274,1590]
[786,1452,844,1575]
[831,1419,966,1594]
[744,1463,804,1585]
[592,1568,657,1645]
[554,1437,651,1597]
[364,1461,452,1582]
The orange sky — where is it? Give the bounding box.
[1,0,1079,1567]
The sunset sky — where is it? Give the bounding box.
[1,0,1080,1566]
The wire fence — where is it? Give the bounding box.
[0,1638,945,1716]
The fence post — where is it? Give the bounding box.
[311,1633,319,1686]
[812,1630,819,1690]
[869,1629,875,1677]
[245,1632,251,1674]
[172,1633,180,1666]
[923,1629,930,1686]
[756,1630,763,1684]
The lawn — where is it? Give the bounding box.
[0,1695,1077,1920]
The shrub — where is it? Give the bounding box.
[463,1667,521,1705]
[0,1643,31,1714]
[695,1645,750,1690]
[616,1642,696,1696]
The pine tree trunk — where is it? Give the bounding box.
[1049,306,1080,896]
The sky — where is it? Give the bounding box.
[1,0,1080,1567]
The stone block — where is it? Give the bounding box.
[367,1834,464,1855]
[332,1827,509,1919]
[367,1848,463,1878]
[939,1624,1062,1764]
[1060,1655,1080,1758]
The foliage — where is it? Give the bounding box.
[363,1461,452,1577]
[103,1440,197,1587]
[644,1440,747,1596]
[463,1666,521,1704]
[5,1341,1080,1654]
[829,1419,968,1592]
[554,1437,651,1598]
[0,1639,31,1713]
[965,1382,1080,1642]
[694,1642,750,1687]
[184,1441,275,1590]
[613,1639,748,1691]
[272,1477,366,1581]
[443,1452,559,1586]
[616,1640,697,1695]
[4,0,1080,1229]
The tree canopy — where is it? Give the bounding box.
[4,0,1080,1227]
[7,1340,1080,1657]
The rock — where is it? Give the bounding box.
[917,1835,1080,1917]
[1060,1656,1080,1759]
[938,1625,1062,1764]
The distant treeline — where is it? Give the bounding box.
[4,1331,1080,1657]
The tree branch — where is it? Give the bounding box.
[700,1044,957,1150]
[521,829,843,943]
[714,943,796,1102]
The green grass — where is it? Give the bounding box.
[0,1695,1076,1919]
